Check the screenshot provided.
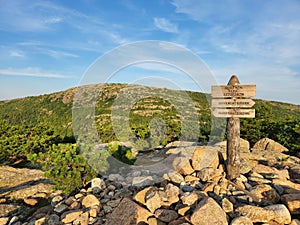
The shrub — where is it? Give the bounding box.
[29,144,97,194]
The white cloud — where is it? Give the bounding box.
[44,17,63,24]
[42,49,79,58]
[0,67,71,78]
[9,50,25,58]
[153,17,178,33]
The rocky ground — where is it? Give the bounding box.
[0,138,300,225]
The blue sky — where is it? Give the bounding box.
[0,0,300,104]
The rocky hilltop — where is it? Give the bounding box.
[1,138,300,225]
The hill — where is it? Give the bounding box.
[0,83,299,193]
[0,83,299,161]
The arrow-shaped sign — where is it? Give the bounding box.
[211,98,255,108]
[212,108,255,118]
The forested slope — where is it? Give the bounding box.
[0,83,299,193]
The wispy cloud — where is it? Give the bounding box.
[41,49,79,58]
[153,17,178,33]
[172,0,300,63]
[9,50,25,58]
[0,1,64,32]
[0,67,72,78]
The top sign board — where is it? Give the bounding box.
[211,84,256,98]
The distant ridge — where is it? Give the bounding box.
[0,83,299,163]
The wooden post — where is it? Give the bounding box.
[211,75,256,179]
[226,75,240,180]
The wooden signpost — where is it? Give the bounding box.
[211,75,256,180]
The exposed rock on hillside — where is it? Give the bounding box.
[0,166,54,222]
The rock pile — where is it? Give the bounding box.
[1,139,300,225]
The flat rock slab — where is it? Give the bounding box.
[0,204,21,217]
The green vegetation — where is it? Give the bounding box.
[28,144,97,194]
[0,83,299,193]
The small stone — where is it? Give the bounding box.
[135,187,155,205]
[54,203,68,213]
[213,184,221,195]
[181,185,194,192]
[239,174,248,183]
[132,176,154,188]
[240,158,252,174]
[69,200,81,210]
[75,193,84,199]
[147,217,158,225]
[248,176,272,184]
[103,205,113,213]
[82,194,101,208]
[222,198,233,213]
[250,184,280,205]
[74,212,89,225]
[202,181,216,193]
[146,191,162,213]
[180,192,198,206]
[9,216,18,224]
[108,174,125,182]
[281,193,300,215]
[230,216,253,225]
[264,204,291,224]
[273,184,285,195]
[166,171,184,184]
[106,198,152,225]
[184,175,199,185]
[197,167,223,182]
[262,173,279,179]
[253,164,275,174]
[80,188,87,193]
[272,179,300,194]
[47,214,60,225]
[234,177,246,190]
[178,206,190,216]
[106,198,121,208]
[91,178,106,194]
[192,146,219,171]
[64,196,75,205]
[169,217,189,225]
[0,218,9,225]
[245,182,252,190]
[89,208,98,217]
[191,197,227,225]
[33,217,45,225]
[236,205,276,223]
[172,157,194,175]
[154,209,178,223]
[159,183,180,207]
[51,195,63,206]
[24,197,38,206]
[61,210,83,223]
[290,219,300,225]
[100,198,109,204]
[107,185,116,191]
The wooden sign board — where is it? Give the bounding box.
[211,84,256,98]
[211,98,255,108]
[212,108,255,118]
